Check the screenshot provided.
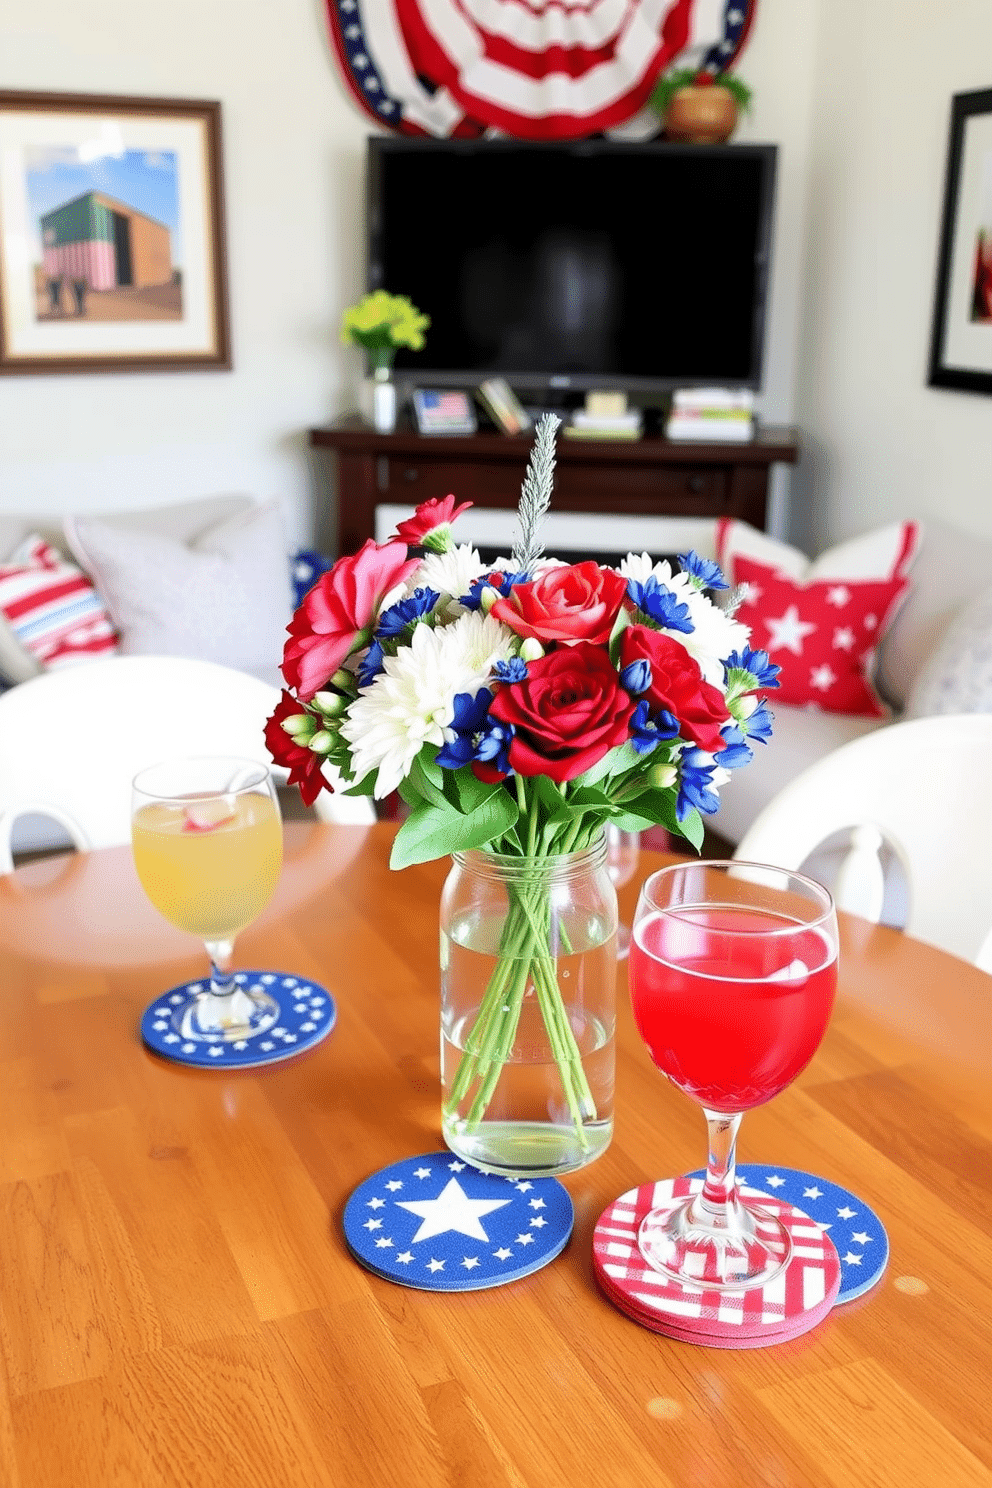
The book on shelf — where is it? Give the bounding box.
[475,377,532,435]
[665,387,755,442]
[564,408,643,440]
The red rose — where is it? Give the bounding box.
[489,561,627,647]
[264,691,328,806]
[392,494,473,545]
[282,540,418,701]
[488,642,634,783]
[620,625,729,753]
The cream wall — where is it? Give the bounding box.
[1,0,986,554]
[793,0,992,551]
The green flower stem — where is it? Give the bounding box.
[444,859,598,1145]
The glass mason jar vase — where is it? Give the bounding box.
[439,837,618,1178]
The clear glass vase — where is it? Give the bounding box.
[439,837,618,1178]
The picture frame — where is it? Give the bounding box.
[928,87,992,395]
[0,89,231,374]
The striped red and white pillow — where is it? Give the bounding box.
[0,535,118,671]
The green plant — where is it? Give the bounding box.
[649,67,753,118]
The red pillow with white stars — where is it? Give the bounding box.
[716,519,921,716]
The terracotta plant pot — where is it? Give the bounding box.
[665,85,738,144]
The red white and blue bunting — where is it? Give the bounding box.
[324,0,758,140]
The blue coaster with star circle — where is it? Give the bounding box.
[689,1164,888,1304]
[343,1152,574,1291]
[140,973,336,1069]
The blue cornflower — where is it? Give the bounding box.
[493,657,528,684]
[678,550,728,590]
[619,658,653,696]
[458,569,529,611]
[629,700,679,755]
[375,586,440,638]
[740,698,774,744]
[723,647,781,690]
[715,724,753,771]
[676,748,722,821]
[356,638,385,688]
[626,575,693,634]
[435,689,514,774]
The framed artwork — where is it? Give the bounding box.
[0,90,231,374]
[928,87,992,395]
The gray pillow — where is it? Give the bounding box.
[64,500,293,681]
[906,583,992,717]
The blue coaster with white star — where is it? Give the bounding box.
[140,974,336,1069]
[343,1152,574,1291]
[689,1164,888,1304]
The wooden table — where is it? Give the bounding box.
[0,823,989,1488]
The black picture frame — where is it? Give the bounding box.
[0,89,231,374]
[928,87,992,395]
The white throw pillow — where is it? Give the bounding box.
[906,583,992,717]
[65,500,293,681]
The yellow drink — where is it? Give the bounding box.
[132,792,282,939]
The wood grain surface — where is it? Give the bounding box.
[0,822,989,1488]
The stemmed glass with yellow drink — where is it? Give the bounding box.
[131,756,283,1044]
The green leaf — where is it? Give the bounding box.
[671,807,705,853]
[534,774,571,822]
[416,743,444,790]
[608,602,632,666]
[390,791,519,870]
[575,741,640,790]
[451,767,499,814]
[339,772,377,797]
[408,753,449,811]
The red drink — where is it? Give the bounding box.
[629,905,837,1113]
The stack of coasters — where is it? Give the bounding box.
[344,1152,574,1291]
[688,1164,889,1305]
[141,974,336,1069]
[593,1175,841,1348]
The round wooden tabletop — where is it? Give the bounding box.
[0,823,989,1488]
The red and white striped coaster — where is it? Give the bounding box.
[593,1176,841,1349]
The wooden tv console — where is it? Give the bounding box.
[308,418,799,556]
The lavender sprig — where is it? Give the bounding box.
[511,412,561,573]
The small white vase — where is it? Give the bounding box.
[372,367,397,434]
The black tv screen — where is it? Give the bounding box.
[367,137,777,397]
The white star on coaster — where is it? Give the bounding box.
[364,1218,383,1231]
[516,1182,533,1192]
[765,604,817,655]
[516,1232,535,1246]
[163,1034,180,1045]
[413,1167,432,1180]
[426,1258,445,1273]
[833,626,856,651]
[300,1023,316,1032]
[461,1256,480,1270]
[396,1251,413,1264]
[493,1247,512,1261]
[764,1174,785,1188]
[397,1178,511,1243]
[208,1046,224,1058]
[851,1231,872,1245]
[153,1022,168,1033]
[233,1041,248,1051]
[837,1205,857,1220]
[260,1041,275,1052]
[374,1237,393,1249]
[182,1043,196,1054]
[367,1198,385,1209]
[529,1198,546,1210]
[385,1180,403,1192]
[803,1186,824,1200]
[530,1216,547,1229]
[826,584,851,607]
[448,1161,466,1171]
[842,1251,863,1265]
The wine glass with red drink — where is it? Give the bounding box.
[628,860,839,1290]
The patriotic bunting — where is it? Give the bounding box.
[324,0,758,139]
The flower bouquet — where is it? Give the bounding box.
[340,289,430,374]
[267,415,778,1174]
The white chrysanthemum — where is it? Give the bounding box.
[403,542,487,619]
[618,552,749,687]
[339,610,516,798]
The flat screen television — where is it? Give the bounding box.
[366,136,777,401]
